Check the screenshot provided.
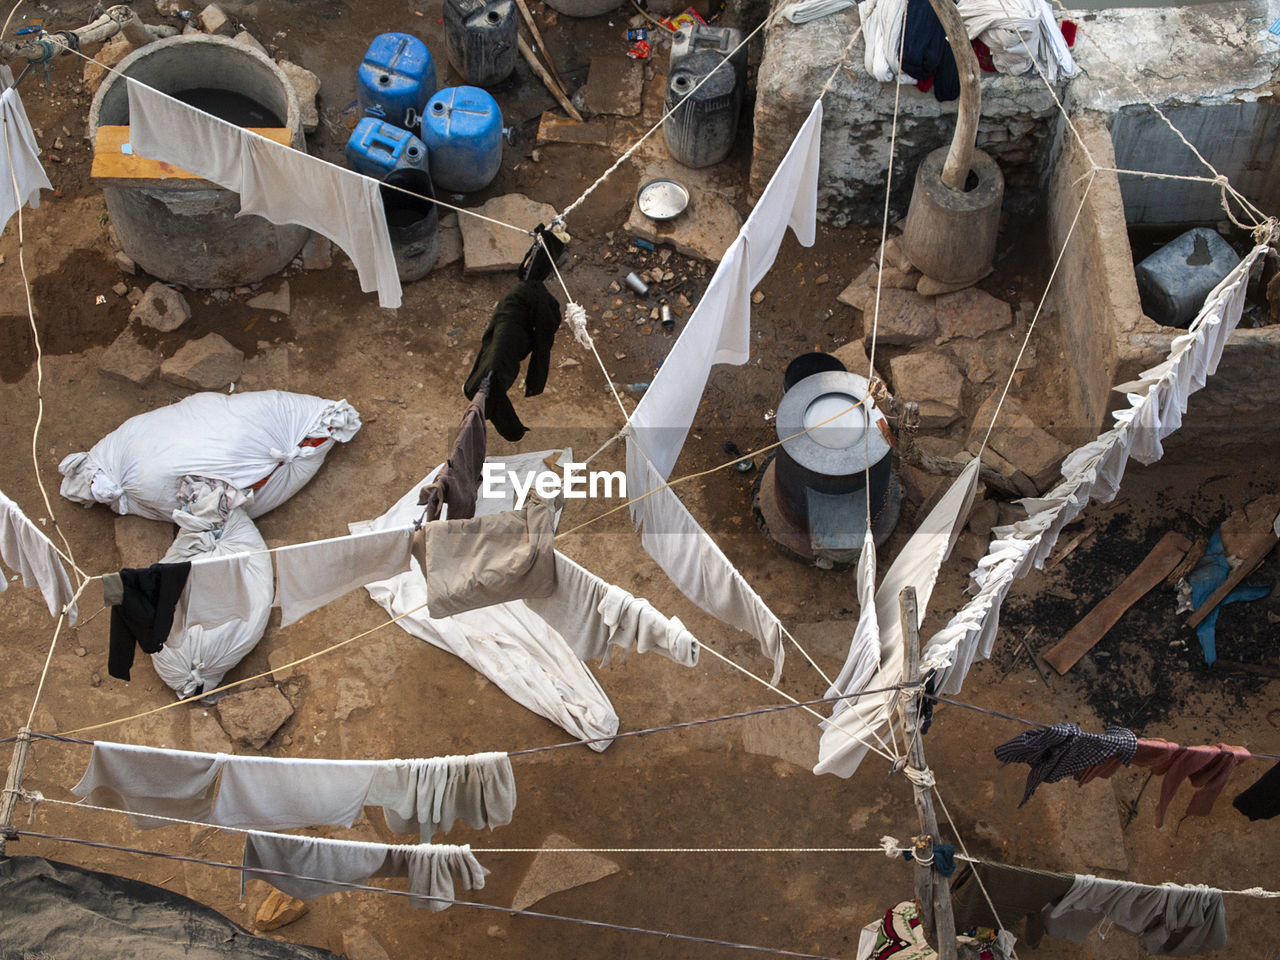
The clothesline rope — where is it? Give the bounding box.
[6,829,851,960]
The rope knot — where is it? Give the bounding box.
[879,835,901,858]
[904,765,936,788]
[565,302,592,349]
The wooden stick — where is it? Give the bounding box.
[924,0,981,191]
[514,0,570,99]
[900,588,958,960]
[518,34,584,123]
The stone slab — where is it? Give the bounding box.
[968,392,1070,493]
[536,111,610,147]
[625,183,741,263]
[890,351,963,429]
[740,706,818,771]
[98,327,159,387]
[460,194,559,273]
[860,288,937,346]
[161,333,244,390]
[511,833,620,911]
[934,287,1014,341]
[583,55,644,117]
[247,281,290,315]
[131,282,191,333]
[436,212,462,269]
[216,686,294,749]
[278,60,320,134]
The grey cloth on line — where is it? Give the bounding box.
[125,78,402,309]
[423,495,557,618]
[1043,875,1227,956]
[272,526,415,627]
[0,87,53,235]
[366,752,516,841]
[524,551,699,667]
[241,832,487,911]
[0,487,78,623]
[184,550,263,630]
[949,860,1073,947]
[209,755,379,830]
[71,741,222,828]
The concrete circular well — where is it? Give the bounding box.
[90,34,309,288]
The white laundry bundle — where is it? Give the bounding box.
[0,487,77,623]
[150,488,273,698]
[58,390,360,521]
[958,0,1077,81]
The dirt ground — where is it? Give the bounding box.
[0,2,1276,959]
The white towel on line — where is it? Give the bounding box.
[125,78,402,309]
[0,86,52,235]
[0,487,77,623]
[272,525,415,627]
[71,741,223,828]
[209,754,380,830]
[366,752,517,841]
[241,831,487,911]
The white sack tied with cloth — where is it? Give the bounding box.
[149,480,273,698]
[58,390,360,522]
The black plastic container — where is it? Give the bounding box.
[662,50,741,169]
[444,0,518,88]
[381,168,440,282]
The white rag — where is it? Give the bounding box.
[125,78,401,308]
[71,741,223,828]
[0,487,77,623]
[825,529,880,723]
[957,0,1077,81]
[273,525,415,627]
[0,86,51,235]
[209,754,380,830]
[366,752,516,840]
[242,831,487,911]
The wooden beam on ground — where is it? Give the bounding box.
[518,35,584,123]
[1043,531,1192,674]
[1187,529,1279,628]
[91,125,291,187]
[514,0,570,99]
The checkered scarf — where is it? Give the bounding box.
[995,722,1138,806]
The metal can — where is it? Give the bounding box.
[625,271,650,295]
[660,303,674,330]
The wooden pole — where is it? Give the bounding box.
[899,587,958,960]
[518,34,585,123]
[514,0,570,100]
[0,728,32,856]
[923,0,981,191]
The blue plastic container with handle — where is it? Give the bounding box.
[356,33,437,132]
[344,117,430,179]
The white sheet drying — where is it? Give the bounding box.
[242,831,487,911]
[125,78,401,309]
[922,245,1265,697]
[71,741,222,828]
[58,390,360,522]
[273,526,415,627]
[824,529,880,724]
[367,752,516,841]
[0,86,51,235]
[0,487,77,623]
[815,457,979,777]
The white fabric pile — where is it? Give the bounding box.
[958,0,1077,81]
[58,390,360,521]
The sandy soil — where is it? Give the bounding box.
[0,2,1276,959]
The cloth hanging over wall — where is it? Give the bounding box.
[815,457,979,778]
[463,282,563,442]
[242,832,487,911]
[0,488,77,623]
[422,495,557,619]
[419,376,490,522]
[354,452,620,748]
[367,752,516,840]
[957,0,1076,81]
[107,562,192,682]
[922,245,1265,697]
[273,526,415,627]
[0,87,52,235]
[994,722,1137,806]
[125,79,401,309]
[1042,876,1227,956]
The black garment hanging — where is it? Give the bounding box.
[1232,759,1280,821]
[463,281,563,442]
[901,0,960,102]
[107,562,191,681]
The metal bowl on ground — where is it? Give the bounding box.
[637,178,690,221]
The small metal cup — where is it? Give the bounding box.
[660,303,674,330]
[625,272,649,296]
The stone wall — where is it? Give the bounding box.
[750,5,1061,226]
[1045,111,1138,440]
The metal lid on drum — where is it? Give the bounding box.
[776,371,890,477]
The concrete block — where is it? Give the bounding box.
[161,333,245,390]
[198,3,234,35]
[277,60,320,133]
[83,36,135,96]
[890,351,963,429]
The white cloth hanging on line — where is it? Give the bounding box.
[0,86,52,235]
[815,457,979,777]
[125,78,401,309]
[367,752,517,841]
[859,0,915,84]
[272,525,415,627]
[71,741,223,828]
[627,100,822,482]
[628,456,785,684]
[824,529,880,724]
[957,0,1077,82]
[354,452,621,749]
[0,488,77,623]
[922,245,1264,696]
[241,831,487,911]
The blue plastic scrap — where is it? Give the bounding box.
[1186,529,1270,664]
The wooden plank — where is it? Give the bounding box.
[536,110,609,147]
[91,125,291,186]
[1186,531,1279,628]
[1043,531,1192,675]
